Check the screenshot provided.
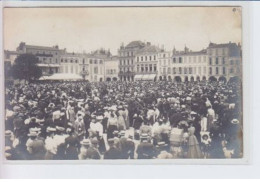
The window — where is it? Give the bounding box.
[230,68,234,73]
[194,57,197,63]
[168,68,171,74]
[154,55,156,60]
[65,59,67,63]
[141,57,143,61]
[137,65,140,72]
[150,56,152,61]
[70,60,73,63]
[179,57,182,63]
[222,58,225,65]
[154,64,157,72]
[71,66,73,73]
[216,57,219,65]
[209,57,212,65]
[173,57,176,63]
[230,60,234,65]
[141,66,144,72]
[209,67,212,75]
[100,60,103,64]
[223,67,226,74]
[94,67,98,74]
[83,59,85,64]
[179,67,182,74]
[145,56,147,61]
[131,59,133,64]
[163,54,166,58]
[184,68,187,74]
[61,59,63,63]
[90,60,93,64]
[164,60,166,65]
[127,60,129,65]
[145,65,148,72]
[149,64,153,72]
[123,60,126,65]
[75,60,78,63]
[173,67,176,74]
[189,67,192,74]
[137,57,139,62]
[216,67,219,74]
[94,60,97,64]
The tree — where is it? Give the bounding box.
[11,54,42,82]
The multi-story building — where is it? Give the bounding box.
[104,56,119,81]
[157,51,173,81]
[86,49,110,82]
[118,41,146,81]
[15,42,66,76]
[59,52,82,75]
[168,46,208,82]
[207,42,242,82]
[158,42,241,82]
[135,43,162,81]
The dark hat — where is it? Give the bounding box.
[91,137,99,145]
[108,138,114,144]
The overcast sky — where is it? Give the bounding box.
[4,7,242,55]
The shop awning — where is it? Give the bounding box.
[134,74,156,81]
[39,73,83,80]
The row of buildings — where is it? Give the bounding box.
[4,40,242,82]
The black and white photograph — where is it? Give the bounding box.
[3,6,243,161]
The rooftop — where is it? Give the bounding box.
[125,41,146,49]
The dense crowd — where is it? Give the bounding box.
[4,80,243,160]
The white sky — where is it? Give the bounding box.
[4,7,242,55]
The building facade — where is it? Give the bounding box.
[207,42,242,82]
[15,42,66,76]
[118,41,146,81]
[157,42,241,82]
[134,43,162,81]
[104,56,119,81]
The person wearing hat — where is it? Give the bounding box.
[74,116,86,141]
[118,132,135,159]
[64,127,80,160]
[187,125,202,159]
[85,137,101,160]
[78,139,90,160]
[136,134,157,159]
[117,105,126,131]
[107,112,118,139]
[139,121,152,139]
[90,115,106,154]
[26,131,46,160]
[104,138,122,159]
[44,127,57,160]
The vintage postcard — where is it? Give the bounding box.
[3,6,243,162]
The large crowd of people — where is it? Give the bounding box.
[4,80,243,160]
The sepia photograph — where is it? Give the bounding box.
[3,6,243,161]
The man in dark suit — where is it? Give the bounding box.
[118,132,135,159]
[86,137,101,159]
[104,138,122,159]
[136,134,157,159]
